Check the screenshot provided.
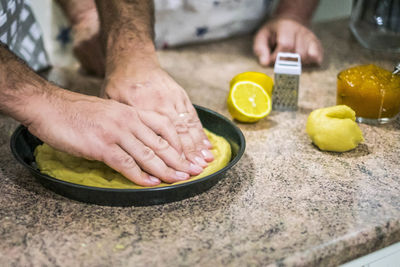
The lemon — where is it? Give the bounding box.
[227,72,273,123]
[306,105,364,152]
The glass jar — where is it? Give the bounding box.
[350,0,400,52]
[337,64,400,124]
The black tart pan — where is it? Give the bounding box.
[10,105,245,206]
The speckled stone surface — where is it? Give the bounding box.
[1,19,400,266]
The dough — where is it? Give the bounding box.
[34,129,232,189]
[306,105,364,152]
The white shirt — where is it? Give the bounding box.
[154,0,273,48]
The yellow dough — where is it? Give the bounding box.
[34,129,232,189]
[306,105,364,152]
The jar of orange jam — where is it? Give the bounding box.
[337,64,400,124]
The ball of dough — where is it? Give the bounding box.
[306,105,364,152]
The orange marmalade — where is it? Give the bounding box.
[337,64,400,121]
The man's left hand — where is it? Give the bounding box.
[253,18,323,66]
[102,65,214,169]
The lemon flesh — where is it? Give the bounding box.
[230,72,274,96]
[306,105,364,152]
[227,78,272,123]
[34,129,231,189]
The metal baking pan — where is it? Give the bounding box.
[10,105,245,206]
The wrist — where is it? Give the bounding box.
[273,0,319,26]
[272,13,310,26]
[71,9,99,45]
[105,45,160,78]
[57,0,97,26]
[1,82,54,127]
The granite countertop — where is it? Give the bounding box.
[1,19,400,266]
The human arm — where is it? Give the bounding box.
[94,0,214,167]
[0,44,202,186]
[55,0,104,76]
[253,0,323,66]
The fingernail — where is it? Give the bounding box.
[201,149,214,161]
[194,156,207,167]
[175,171,190,180]
[190,163,203,174]
[203,139,212,148]
[149,176,161,184]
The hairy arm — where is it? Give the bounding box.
[253,0,323,66]
[0,44,200,186]
[55,0,97,25]
[95,0,157,75]
[274,0,319,25]
[94,0,214,168]
[0,44,51,125]
[55,0,104,76]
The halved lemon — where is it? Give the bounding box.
[227,72,273,123]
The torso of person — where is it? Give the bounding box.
[154,0,273,48]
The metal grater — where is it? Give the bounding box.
[272,53,302,111]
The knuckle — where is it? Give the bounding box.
[182,143,196,153]
[187,116,200,127]
[278,40,294,51]
[98,128,116,144]
[155,136,169,151]
[110,153,135,169]
[140,146,156,162]
[174,121,189,134]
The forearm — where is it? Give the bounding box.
[55,0,97,25]
[274,0,319,25]
[95,0,157,75]
[0,44,54,125]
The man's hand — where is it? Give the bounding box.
[27,88,204,186]
[103,65,214,168]
[1,44,203,186]
[253,18,323,66]
[94,0,213,168]
[253,0,323,66]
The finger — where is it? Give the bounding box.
[131,117,203,176]
[185,101,214,162]
[173,112,208,168]
[119,134,192,183]
[307,38,324,65]
[102,145,161,186]
[185,101,212,149]
[138,110,183,154]
[294,32,308,64]
[174,101,209,167]
[253,26,272,66]
[270,27,296,64]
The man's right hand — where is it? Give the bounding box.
[26,87,203,186]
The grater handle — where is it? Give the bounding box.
[276,52,301,63]
[275,52,302,75]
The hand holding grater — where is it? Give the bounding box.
[272,53,302,111]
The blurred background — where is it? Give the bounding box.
[29,0,352,68]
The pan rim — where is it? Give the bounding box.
[10,105,246,193]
